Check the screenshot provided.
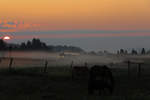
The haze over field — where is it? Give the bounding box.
[1,51,150,68]
[0,51,121,67]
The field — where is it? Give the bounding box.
[0,52,150,100]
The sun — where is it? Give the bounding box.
[3,36,11,40]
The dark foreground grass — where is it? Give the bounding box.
[0,66,150,100]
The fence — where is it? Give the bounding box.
[0,56,150,79]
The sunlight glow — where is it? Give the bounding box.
[3,36,11,40]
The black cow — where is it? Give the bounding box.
[88,65,114,95]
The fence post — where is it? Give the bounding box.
[137,63,142,78]
[70,61,74,80]
[84,62,87,67]
[127,60,131,78]
[43,60,48,73]
[109,62,114,68]
[70,61,74,69]
[9,46,12,58]
[9,58,13,72]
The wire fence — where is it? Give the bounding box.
[0,56,150,79]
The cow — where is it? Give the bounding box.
[88,65,114,95]
[72,66,89,80]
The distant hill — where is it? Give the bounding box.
[0,38,84,53]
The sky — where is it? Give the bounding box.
[0,0,150,52]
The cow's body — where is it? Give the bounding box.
[88,65,114,95]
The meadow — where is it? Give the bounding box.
[0,52,150,100]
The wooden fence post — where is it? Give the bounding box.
[70,61,74,80]
[127,60,131,78]
[9,46,12,58]
[137,63,142,78]
[43,60,48,73]
[70,61,74,69]
[9,58,13,72]
[84,62,87,67]
[109,62,114,68]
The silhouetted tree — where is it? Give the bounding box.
[104,50,109,54]
[117,50,120,54]
[131,49,138,55]
[26,40,32,49]
[0,38,84,52]
[120,49,124,54]
[124,50,128,54]
[0,39,7,50]
[20,42,26,49]
[32,38,41,49]
[141,48,146,55]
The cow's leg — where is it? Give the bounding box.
[88,86,95,95]
[88,83,94,95]
[108,85,114,94]
[104,84,113,95]
[98,88,102,95]
[88,88,94,95]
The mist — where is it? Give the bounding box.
[7,36,150,53]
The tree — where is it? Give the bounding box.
[117,50,120,54]
[131,49,138,55]
[141,48,146,55]
[20,42,26,49]
[31,38,48,50]
[0,39,7,50]
[124,50,128,54]
[120,49,124,54]
[26,40,32,49]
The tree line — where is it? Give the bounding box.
[0,38,84,52]
[117,48,148,55]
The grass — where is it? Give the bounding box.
[0,65,150,100]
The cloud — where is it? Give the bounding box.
[0,24,17,29]
[0,20,40,32]
[8,30,150,40]
[7,21,16,25]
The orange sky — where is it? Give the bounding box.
[0,0,150,30]
[1,0,150,51]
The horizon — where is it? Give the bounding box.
[2,37,150,53]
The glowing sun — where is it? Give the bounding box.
[3,36,11,40]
